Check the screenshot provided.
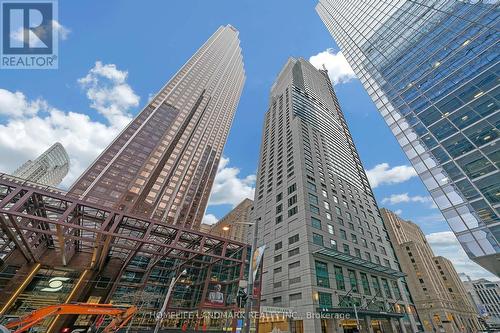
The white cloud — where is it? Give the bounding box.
[0,89,47,118]
[208,157,256,207]
[382,192,433,205]
[78,61,138,128]
[309,49,357,85]
[52,20,71,40]
[0,62,138,188]
[426,231,498,280]
[202,214,218,226]
[366,163,417,188]
[394,209,403,215]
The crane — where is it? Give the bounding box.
[0,303,137,333]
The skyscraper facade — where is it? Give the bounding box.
[381,208,480,333]
[253,58,419,333]
[460,274,500,330]
[12,142,69,187]
[316,0,499,276]
[209,198,253,242]
[0,26,249,333]
[70,25,245,228]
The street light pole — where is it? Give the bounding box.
[154,269,187,333]
[243,219,259,333]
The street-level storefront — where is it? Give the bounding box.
[318,307,410,333]
[258,306,300,333]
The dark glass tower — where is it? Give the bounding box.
[70,25,245,228]
[317,0,500,276]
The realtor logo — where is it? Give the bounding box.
[1,0,58,69]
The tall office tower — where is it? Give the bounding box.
[12,142,69,187]
[253,58,419,333]
[209,198,253,242]
[69,25,245,228]
[316,0,500,276]
[461,274,500,330]
[381,208,480,333]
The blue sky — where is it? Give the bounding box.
[0,0,495,279]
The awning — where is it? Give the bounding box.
[313,248,406,278]
[317,307,405,319]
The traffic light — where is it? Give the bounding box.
[237,287,248,308]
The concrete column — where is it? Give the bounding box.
[364,315,374,333]
[333,318,344,333]
[390,318,398,333]
[303,317,322,333]
[398,317,408,333]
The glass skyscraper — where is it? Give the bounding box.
[253,58,420,333]
[70,25,245,228]
[317,0,499,276]
[12,142,69,187]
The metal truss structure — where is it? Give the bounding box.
[0,174,249,329]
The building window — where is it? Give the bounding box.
[273,296,282,304]
[276,193,283,202]
[340,229,347,240]
[309,193,319,205]
[384,259,391,267]
[312,217,322,229]
[274,267,282,273]
[313,233,324,246]
[310,205,320,214]
[324,201,330,210]
[330,239,337,250]
[334,266,345,290]
[327,224,334,234]
[318,292,333,308]
[371,276,380,296]
[348,270,358,293]
[351,234,358,244]
[275,215,283,224]
[391,280,402,300]
[275,241,282,251]
[274,254,282,262]
[289,261,300,269]
[289,234,299,244]
[276,204,282,214]
[343,244,350,254]
[288,248,300,257]
[288,206,298,217]
[361,273,371,295]
[381,278,392,298]
[315,261,330,288]
[289,293,302,301]
[287,183,296,194]
[307,181,316,192]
